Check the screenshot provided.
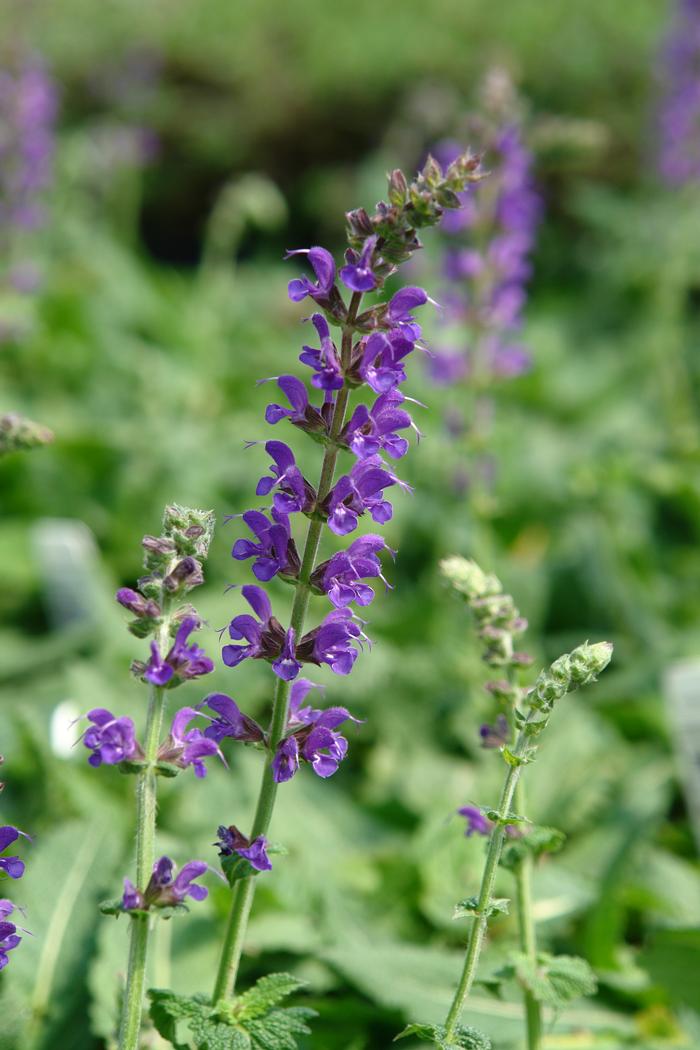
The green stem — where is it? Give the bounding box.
[211,293,362,1005]
[514,778,541,1050]
[443,715,533,1040]
[118,616,171,1050]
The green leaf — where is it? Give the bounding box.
[453,897,509,920]
[484,809,529,826]
[149,989,195,1050]
[233,973,307,1021]
[0,818,125,1050]
[245,1007,316,1049]
[394,1021,492,1049]
[148,978,316,1050]
[493,952,597,1008]
[501,747,530,767]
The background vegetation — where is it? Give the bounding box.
[1,1,699,1047]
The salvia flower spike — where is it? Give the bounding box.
[405,558,613,1050]
[209,152,484,1011]
[110,505,214,1050]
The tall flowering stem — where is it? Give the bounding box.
[209,153,484,1006]
[211,297,361,1002]
[426,70,541,509]
[442,557,542,1047]
[406,557,612,1050]
[101,506,216,1050]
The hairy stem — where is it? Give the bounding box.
[118,616,171,1050]
[212,292,362,1004]
[443,713,534,1040]
[514,778,541,1050]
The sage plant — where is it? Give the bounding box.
[205,154,484,1009]
[91,504,216,1050]
[137,153,485,1050]
[396,556,612,1050]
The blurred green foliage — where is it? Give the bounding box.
[1,0,700,1048]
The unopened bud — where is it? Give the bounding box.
[388,168,408,207]
[569,641,613,685]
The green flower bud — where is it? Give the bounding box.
[531,642,613,710]
[440,556,501,602]
[0,412,53,457]
[568,641,614,685]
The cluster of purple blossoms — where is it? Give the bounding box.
[221,153,484,791]
[201,678,359,785]
[427,107,540,387]
[657,0,700,185]
[81,705,223,778]
[122,856,209,912]
[0,53,57,302]
[99,506,215,767]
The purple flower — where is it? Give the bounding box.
[359,329,416,394]
[232,508,299,582]
[0,900,22,970]
[157,707,224,778]
[222,585,300,681]
[201,693,266,745]
[122,856,209,911]
[82,708,141,768]
[216,825,272,872]
[479,714,509,749]
[340,235,379,292]
[143,616,214,686]
[285,247,336,303]
[458,806,492,837]
[297,609,366,676]
[116,587,161,620]
[0,826,29,880]
[272,680,361,782]
[271,736,300,783]
[325,455,410,535]
[299,314,344,390]
[387,285,431,327]
[342,390,416,460]
[255,440,315,515]
[313,534,393,608]
[272,627,301,681]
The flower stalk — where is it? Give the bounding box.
[118,612,171,1050]
[208,156,485,1014]
[442,635,613,1040]
[444,708,536,1039]
[212,294,362,1003]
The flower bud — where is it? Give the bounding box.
[568,641,613,685]
[440,556,500,601]
[388,169,408,207]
